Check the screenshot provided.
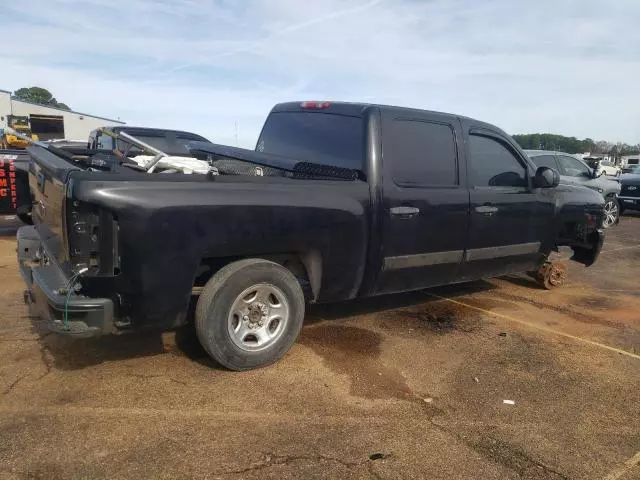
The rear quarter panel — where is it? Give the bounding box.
[71,174,370,327]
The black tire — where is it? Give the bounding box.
[195,258,305,371]
[602,195,620,228]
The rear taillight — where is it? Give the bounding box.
[68,201,120,276]
[300,101,330,109]
[68,201,101,273]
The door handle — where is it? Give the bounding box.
[390,206,420,218]
[475,205,499,215]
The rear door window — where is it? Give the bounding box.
[257,112,363,170]
[383,119,458,186]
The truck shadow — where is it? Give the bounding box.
[304,280,497,324]
[34,280,498,372]
[173,280,498,369]
[497,274,544,290]
[36,324,168,372]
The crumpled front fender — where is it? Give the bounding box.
[570,229,605,267]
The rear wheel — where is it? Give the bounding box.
[602,196,619,228]
[195,258,305,371]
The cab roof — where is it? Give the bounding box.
[271,101,506,136]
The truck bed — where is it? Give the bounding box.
[25,142,372,332]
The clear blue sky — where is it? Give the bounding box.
[2,0,639,147]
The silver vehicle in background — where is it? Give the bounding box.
[583,157,620,176]
[525,150,622,228]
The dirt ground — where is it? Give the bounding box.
[0,214,639,480]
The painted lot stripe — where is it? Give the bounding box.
[600,244,640,254]
[0,405,393,424]
[602,451,640,480]
[427,294,640,360]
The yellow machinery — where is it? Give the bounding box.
[0,116,39,149]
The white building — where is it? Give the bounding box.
[621,155,640,167]
[0,89,124,141]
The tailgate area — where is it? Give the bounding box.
[18,225,114,337]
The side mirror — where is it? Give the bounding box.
[534,166,560,188]
[591,168,604,179]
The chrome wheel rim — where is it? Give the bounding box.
[227,283,289,352]
[603,200,618,228]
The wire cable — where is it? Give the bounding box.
[62,267,89,331]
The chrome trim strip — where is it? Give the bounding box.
[465,242,541,261]
[383,250,464,270]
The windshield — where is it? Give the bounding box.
[98,130,209,156]
[117,136,175,154]
[257,111,363,171]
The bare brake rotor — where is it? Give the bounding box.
[536,261,567,290]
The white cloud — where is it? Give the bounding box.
[2,0,639,145]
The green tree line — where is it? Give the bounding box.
[12,86,70,110]
[513,133,640,158]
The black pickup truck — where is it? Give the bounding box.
[18,101,605,370]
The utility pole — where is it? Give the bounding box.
[234,121,239,147]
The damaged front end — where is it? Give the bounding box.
[555,210,605,268]
[531,208,604,290]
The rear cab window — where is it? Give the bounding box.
[382,118,458,187]
[256,112,364,171]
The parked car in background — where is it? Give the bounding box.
[88,126,212,156]
[525,150,622,228]
[621,165,640,174]
[583,157,620,176]
[597,160,621,176]
[619,168,640,214]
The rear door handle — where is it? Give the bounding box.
[475,205,499,214]
[390,206,420,218]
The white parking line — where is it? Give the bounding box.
[427,294,640,361]
[602,451,640,480]
[601,244,640,254]
[0,405,392,423]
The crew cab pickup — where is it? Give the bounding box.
[18,101,605,370]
